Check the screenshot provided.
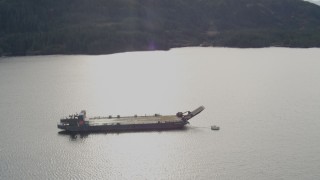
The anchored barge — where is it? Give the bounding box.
[58,106,205,132]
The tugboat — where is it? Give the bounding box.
[57,106,205,132]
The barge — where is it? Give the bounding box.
[57,106,205,132]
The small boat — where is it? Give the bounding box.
[211,125,220,130]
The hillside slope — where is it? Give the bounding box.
[1,0,320,56]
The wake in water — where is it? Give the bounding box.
[188,125,220,131]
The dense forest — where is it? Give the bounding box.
[1,0,320,56]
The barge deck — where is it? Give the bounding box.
[57,106,205,132]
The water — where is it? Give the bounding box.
[1,47,320,179]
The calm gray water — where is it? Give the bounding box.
[1,47,320,179]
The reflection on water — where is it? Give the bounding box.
[1,47,320,179]
[57,127,190,141]
[58,131,90,141]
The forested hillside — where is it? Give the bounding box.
[1,0,320,56]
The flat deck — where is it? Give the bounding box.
[87,115,181,126]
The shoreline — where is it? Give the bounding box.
[2,45,320,58]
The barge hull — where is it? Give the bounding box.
[58,122,187,132]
